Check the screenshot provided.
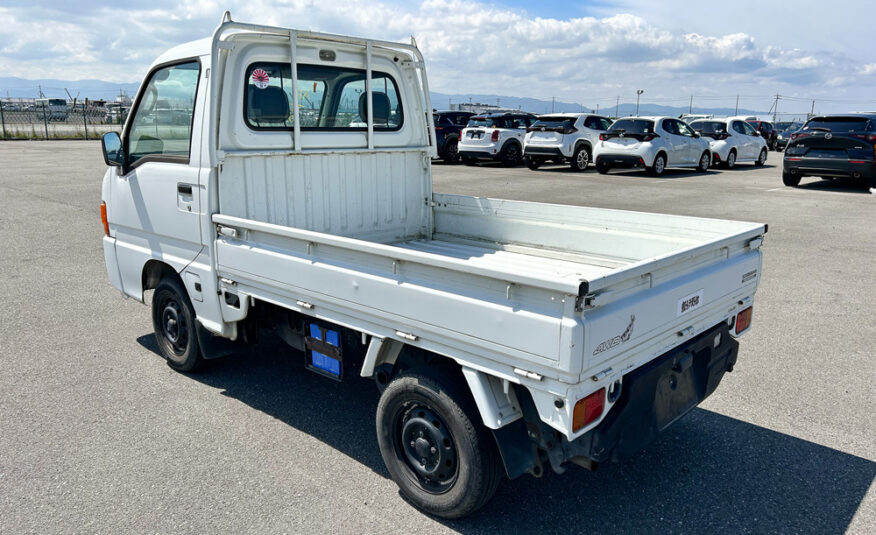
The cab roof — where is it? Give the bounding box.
[151,38,212,67]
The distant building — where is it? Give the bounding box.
[450,102,524,114]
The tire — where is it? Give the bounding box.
[725,150,737,169]
[443,139,460,164]
[151,277,204,372]
[461,156,477,166]
[524,156,542,170]
[570,145,591,172]
[376,370,502,519]
[697,151,711,172]
[596,161,611,174]
[755,148,767,166]
[648,153,666,177]
[499,142,522,167]
[782,171,801,187]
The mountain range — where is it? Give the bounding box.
[0,77,770,118]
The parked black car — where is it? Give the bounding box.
[747,120,779,150]
[783,113,876,188]
[774,121,803,150]
[432,111,475,163]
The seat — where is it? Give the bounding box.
[248,86,290,124]
[358,91,392,125]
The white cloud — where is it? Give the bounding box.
[1,0,874,111]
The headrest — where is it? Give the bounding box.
[358,91,392,125]
[248,86,290,123]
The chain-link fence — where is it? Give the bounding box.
[0,99,128,140]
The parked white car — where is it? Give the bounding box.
[689,117,768,168]
[459,112,536,166]
[594,116,712,176]
[523,113,613,171]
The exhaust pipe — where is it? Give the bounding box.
[853,171,862,179]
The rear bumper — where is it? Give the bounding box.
[783,157,876,179]
[524,146,566,158]
[459,149,499,161]
[561,322,737,464]
[595,153,647,169]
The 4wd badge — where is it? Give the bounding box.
[677,289,705,316]
[593,315,635,355]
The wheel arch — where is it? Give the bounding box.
[573,139,593,153]
[142,259,180,299]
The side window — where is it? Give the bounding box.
[244,62,403,130]
[127,61,200,164]
[742,122,758,136]
[732,121,746,135]
[676,121,695,137]
[662,119,678,135]
[600,118,613,130]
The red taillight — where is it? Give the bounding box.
[791,132,809,140]
[787,157,802,161]
[720,133,730,140]
[849,160,868,164]
[735,307,753,334]
[100,201,110,237]
[850,134,876,141]
[559,126,578,134]
[490,129,499,142]
[572,388,605,432]
[641,133,657,142]
[599,133,608,141]
[434,126,443,131]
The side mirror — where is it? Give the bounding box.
[692,131,700,138]
[101,132,125,167]
[754,131,761,137]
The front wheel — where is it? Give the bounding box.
[698,151,711,172]
[755,148,767,166]
[648,154,666,176]
[570,146,591,172]
[524,156,543,170]
[376,371,502,519]
[152,278,204,372]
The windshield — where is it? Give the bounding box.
[609,119,655,134]
[802,117,871,133]
[532,116,575,129]
[690,121,727,134]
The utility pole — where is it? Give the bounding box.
[615,96,619,118]
[773,93,780,123]
[38,85,45,98]
[689,95,693,114]
[735,95,739,115]
[551,96,555,113]
[810,100,815,118]
[636,89,644,116]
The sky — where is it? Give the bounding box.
[1,0,875,114]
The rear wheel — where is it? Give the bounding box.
[444,139,460,164]
[697,151,711,172]
[725,150,737,169]
[152,278,204,372]
[376,370,502,519]
[570,146,591,172]
[524,156,543,170]
[596,161,611,174]
[782,171,801,187]
[500,143,523,166]
[755,148,767,166]
[648,154,666,177]
[461,156,477,166]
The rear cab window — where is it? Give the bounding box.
[244,62,403,130]
[691,121,727,135]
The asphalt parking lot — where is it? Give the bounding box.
[0,141,873,534]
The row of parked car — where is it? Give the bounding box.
[432,110,875,188]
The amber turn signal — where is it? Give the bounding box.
[100,201,110,237]
[572,387,605,432]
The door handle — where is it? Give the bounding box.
[177,184,193,195]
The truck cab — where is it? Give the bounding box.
[99,14,765,519]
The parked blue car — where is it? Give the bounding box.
[433,110,475,163]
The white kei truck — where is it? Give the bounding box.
[99,13,766,518]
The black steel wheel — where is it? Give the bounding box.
[152,277,204,372]
[376,371,501,518]
[782,171,801,187]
